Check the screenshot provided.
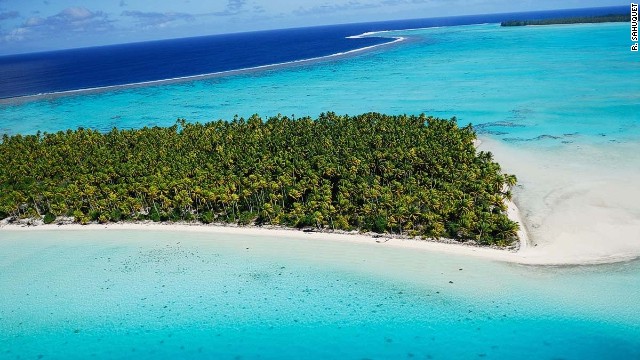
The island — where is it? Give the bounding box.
[0,113,519,246]
[501,14,630,27]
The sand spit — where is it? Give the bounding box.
[478,137,640,265]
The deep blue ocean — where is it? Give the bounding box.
[0,5,627,99]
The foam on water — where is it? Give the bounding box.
[0,35,404,105]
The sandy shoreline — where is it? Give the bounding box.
[0,221,518,260]
[476,137,640,266]
[2,214,635,265]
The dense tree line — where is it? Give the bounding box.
[501,14,630,27]
[0,113,519,245]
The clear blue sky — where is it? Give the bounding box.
[0,0,624,54]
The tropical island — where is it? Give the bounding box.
[501,14,630,27]
[0,113,519,246]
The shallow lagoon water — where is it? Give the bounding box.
[1,230,639,359]
[1,22,640,358]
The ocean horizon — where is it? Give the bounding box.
[0,5,627,101]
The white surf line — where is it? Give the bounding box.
[1,23,504,104]
[3,23,504,104]
[348,22,498,38]
[0,35,406,104]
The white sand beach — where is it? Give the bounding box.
[2,206,634,265]
[479,137,640,265]
[0,221,515,260]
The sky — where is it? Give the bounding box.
[0,0,625,55]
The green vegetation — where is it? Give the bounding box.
[0,113,519,246]
[501,14,630,27]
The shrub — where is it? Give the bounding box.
[43,213,56,224]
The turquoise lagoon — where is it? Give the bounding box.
[1,229,639,359]
[2,22,640,358]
